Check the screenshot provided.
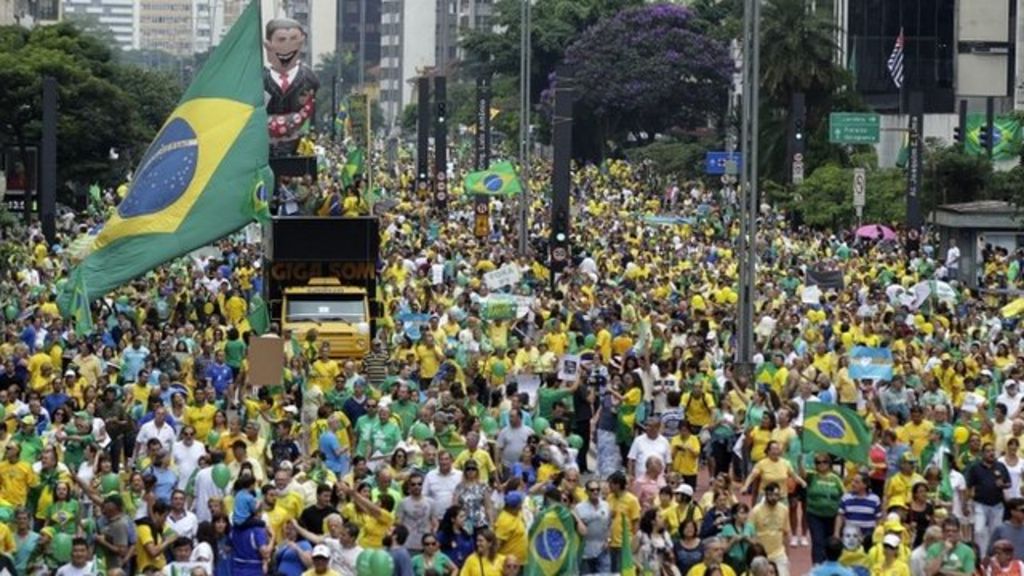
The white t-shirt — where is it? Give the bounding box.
[334,540,362,576]
[950,470,967,521]
[55,562,96,576]
[172,440,207,490]
[1000,457,1024,501]
[423,469,463,517]
[627,434,671,472]
[191,467,226,523]
[136,420,177,453]
[167,510,198,540]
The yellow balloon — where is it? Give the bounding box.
[953,426,970,445]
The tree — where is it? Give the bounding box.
[792,163,906,228]
[0,22,181,191]
[559,4,731,158]
[313,50,360,131]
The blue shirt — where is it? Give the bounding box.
[232,489,258,526]
[319,431,345,474]
[274,539,312,576]
[205,363,234,396]
[230,525,269,576]
[42,393,69,417]
[122,346,150,382]
[148,466,178,504]
[809,561,856,576]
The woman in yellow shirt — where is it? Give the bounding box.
[459,528,506,576]
[340,480,394,549]
[741,440,806,498]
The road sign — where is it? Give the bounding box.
[853,168,866,208]
[705,151,743,175]
[829,113,881,144]
[792,153,804,185]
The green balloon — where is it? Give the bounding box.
[0,506,13,524]
[567,434,584,450]
[3,304,16,321]
[51,533,73,564]
[356,550,374,576]
[533,417,550,434]
[584,334,597,349]
[207,430,221,447]
[100,473,120,495]
[212,463,231,490]
[369,550,395,575]
[410,422,433,441]
[481,416,499,437]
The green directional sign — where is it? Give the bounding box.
[829,112,881,144]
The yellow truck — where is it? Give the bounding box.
[266,217,380,360]
[281,279,372,358]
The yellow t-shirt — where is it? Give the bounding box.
[310,359,341,393]
[136,524,167,572]
[416,344,443,379]
[751,501,789,557]
[185,404,218,441]
[671,434,701,476]
[607,491,641,549]
[687,564,737,576]
[753,458,792,495]
[884,472,924,509]
[0,460,36,507]
[897,421,934,457]
[458,553,505,576]
[454,449,498,484]
[358,509,395,548]
[749,428,773,462]
[681,392,715,427]
[494,509,528,563]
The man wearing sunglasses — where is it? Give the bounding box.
[575,481,610,575]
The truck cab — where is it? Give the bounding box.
[282,279,371,358]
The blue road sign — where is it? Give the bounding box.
[705,151,743,175]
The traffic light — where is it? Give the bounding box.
[794,117,804,143]
[979,127,989,148]
[953,126,962,144]
[550,210,570,272]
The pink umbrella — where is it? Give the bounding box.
[854,224,896,241]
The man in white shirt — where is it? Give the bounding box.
[423,451,463,518]
[166,489,198,540]
[998,379,1023,418]
[172,426,207,490]
[191,457,225,523]
[627,417,671,477]
[135,406,177,459]
[55,537,96,576]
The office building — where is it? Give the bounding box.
[63,0,140,50]
[139,0,193,55]
[10,0,61,25]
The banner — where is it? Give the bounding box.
[806,267,845,290]
[802,402,871,464]
[484,263,521,290]
[849,346,893,381]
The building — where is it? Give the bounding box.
[338,0,381,84]
[930,200,1022,288]
[283,0,336,69]
[63,0,140,50]
[10,0,61,26]
[139,0,193,55]
[379,0,491,128]
[831,0,1022,166]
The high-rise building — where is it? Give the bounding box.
[10,0,62,26]
[379,0,489,128]
[139,0,193,55]
[284,0,336,69]
[338,0,381,85]
[63,0,140,50]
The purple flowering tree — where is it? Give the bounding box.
[560,3,731,152]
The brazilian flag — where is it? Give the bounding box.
[60,0,273,309]
[802,402,871,464]
[464,161,522,196]
[525,504,579,576]
[339,148,365,187]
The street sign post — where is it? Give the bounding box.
[705,151,743,175]
[853,167,866,223]
[829,113,881,144]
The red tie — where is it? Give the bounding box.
[279,72,290,93]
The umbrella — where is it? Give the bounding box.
[854,224,897,241]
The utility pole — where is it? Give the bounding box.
[358,0,366,88]
[517,0,531,256]
[737,0,760,370]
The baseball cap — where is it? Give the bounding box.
[674,484,694,497]
[312,545,330,559]
[64,369,76,377]
[504,491,525,508]
[883,534,901,548]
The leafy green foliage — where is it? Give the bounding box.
[624,139,714,181]
[0,22,181,189]
[791,164,905,228]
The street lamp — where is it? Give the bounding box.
[517,0,531,256]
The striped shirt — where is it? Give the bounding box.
[838,492,882,534]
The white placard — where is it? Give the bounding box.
[484,263,521,290]
[515,374,542,405]
[557,354,581,382]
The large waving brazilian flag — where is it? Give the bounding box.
[61,0,272,312]
[525,504,579,576]
[802,402,871,464]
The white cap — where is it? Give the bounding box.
[312,545,331,559]
[883,534,901,548]
[674,484,694,497]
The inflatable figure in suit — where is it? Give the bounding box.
[264,17,319,157]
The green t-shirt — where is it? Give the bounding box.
[927,541,975,574]
[411,552,455,576]
[719,520,756,568]
[224,339,246,368]
[370,422,403,456]
[538,387,573,420]
[63,424,94,471]
[805,472,844,518]
[391,400,419,434]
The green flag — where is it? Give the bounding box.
[620,513,636,576]
[802,402,872,463]
[58,0,273,311]
[340,148,365,187]
[247,293,270,335]
[464,161,522,196]
[68,269,94,337]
